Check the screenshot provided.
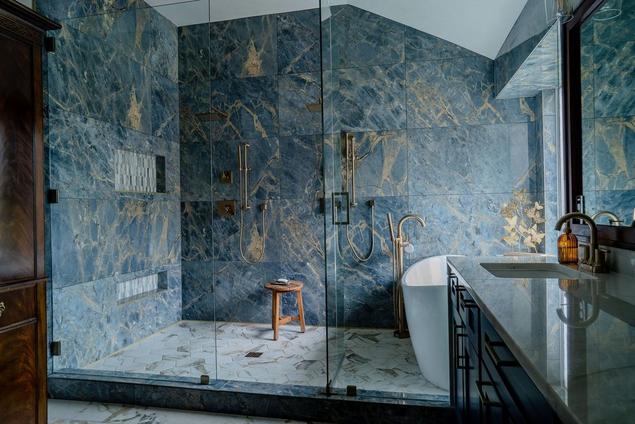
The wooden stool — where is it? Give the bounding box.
[264,281,306,341]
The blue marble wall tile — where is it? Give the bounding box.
[47,108,116,198]
[47,21,154,134]
[406,57,536,129]
[52,265,182,370]
[593,116,635,191]
[595,190,635,224]
[497,27,560,99]
[51,198,181,285]
[113,199,181,273]
[182,260,215,320]
[141,7,179,82]
[50,199,112,287]
[278,73,322,136]
[330,64,406,132]
[209,15,277,79]
[592,4,635,119]
[181,201,214,263]
[408,124,540,196]
[211,76,278,140]
[279,135,322,200]
[274,199,324,264]
[212,137,280,202]
[329,5,404,68]
[180,114,211,202]
[582,118,597,194]
[277,9,321,74]
[494,29,547,96]
[408,193,519,258]
[580,2,634,221]
[544,190,559,256]
[178,23,209,80]
[581,21,595,120]
[405,27,477,62]
[151,73,179,141]
[350,130,408,197]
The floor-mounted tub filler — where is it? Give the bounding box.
[402,255,452,391]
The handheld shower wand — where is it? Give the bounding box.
[340,132,376,262]
[237,143,267,264]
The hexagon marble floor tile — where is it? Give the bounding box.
[48,399,309,423]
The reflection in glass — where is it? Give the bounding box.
[580,0,635,226]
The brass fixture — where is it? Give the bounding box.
[237,143,267,264]
[388,213,426,338]
[0,301,5,317]
[219,170,232,184]
[216,200,236,217]
[554,212,607,273]
[338,132,376,262]
[344,132,358,207]
[591,210,623,226]
[305,100,322,113]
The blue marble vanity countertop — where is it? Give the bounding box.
[447,255,635,424]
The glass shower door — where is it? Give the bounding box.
[320,0,346,391]
[44,0,217,383]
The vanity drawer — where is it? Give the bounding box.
[458,289,480,347]
[0,284,37,329]
[481,318,558,424]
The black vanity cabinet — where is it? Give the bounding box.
[448,271,560,424]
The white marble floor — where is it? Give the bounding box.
[333,329,447,396]
[84,321,446,397]
[48,399,308,423]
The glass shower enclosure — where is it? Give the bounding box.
[42,0,459,403]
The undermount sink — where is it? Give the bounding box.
[480,262,597,280]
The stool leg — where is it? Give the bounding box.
[273,292,280,341]
[271,293,276,330]
[297,290,306,333]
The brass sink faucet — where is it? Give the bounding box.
[554,212,607,273]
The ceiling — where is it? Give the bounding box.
[145,0,528,59]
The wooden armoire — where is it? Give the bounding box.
[0,1,59,423]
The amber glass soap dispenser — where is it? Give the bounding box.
[558,223,579,264]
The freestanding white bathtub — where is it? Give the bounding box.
[402,255,450,391]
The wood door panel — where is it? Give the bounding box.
[0,323,38,424]
[0,31,35,283]
[0,283,36,327]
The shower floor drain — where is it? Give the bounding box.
[245,352,263,358]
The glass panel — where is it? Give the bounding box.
[204,0,325,388]
[321,0,563,402]
[321,0,346,390]
[581,0,635,226]
[42,0,216,382]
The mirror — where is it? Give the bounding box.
[579,0,634,227]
